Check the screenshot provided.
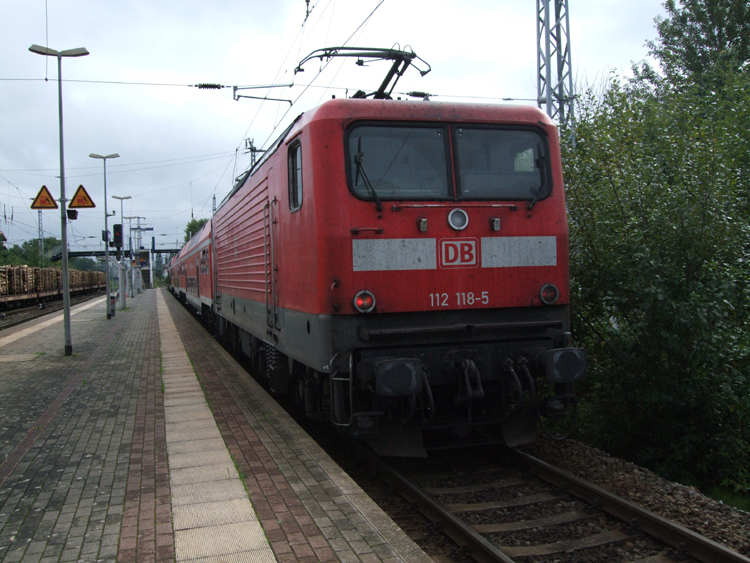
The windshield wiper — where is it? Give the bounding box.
[354,139,383,213]
[527,187,544,212]
[527,143,547,213]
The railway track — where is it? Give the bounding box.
[353,445,750,563]
[0,292,105,331]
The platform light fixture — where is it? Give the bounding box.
[90,153,119,319]
[112,195,131,309]
[29,44,89,356]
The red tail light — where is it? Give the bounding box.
[354,290,376,313]
[540,284,559,305]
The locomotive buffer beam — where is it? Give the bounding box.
[358,320,563,341]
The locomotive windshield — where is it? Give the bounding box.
[346,123,549,201]
[348,125,450,200]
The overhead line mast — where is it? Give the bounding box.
[537,0,576,142]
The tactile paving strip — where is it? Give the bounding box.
[156,292,276,563]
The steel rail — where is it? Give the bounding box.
[354,444,515,563]
[0,293,102,331]
[509,449,750,563]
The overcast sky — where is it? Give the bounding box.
[0,0,666,255]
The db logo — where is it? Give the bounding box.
[439,238,479,268]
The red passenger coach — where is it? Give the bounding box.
[170,224,213,313]
[173,94,586,456]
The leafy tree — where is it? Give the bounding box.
[70,256,99,271]
[184,218,208,243]
[646,0,750,89]
[154,252,164,281]
[0,236,60,267]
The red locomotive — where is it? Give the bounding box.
[170,48,586,456]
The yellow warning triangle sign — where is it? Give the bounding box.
[31,185,59,209]
[69,184,96,208]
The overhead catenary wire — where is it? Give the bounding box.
[233,0,331,152]
[6,0,540,251]
[255,0,387,154]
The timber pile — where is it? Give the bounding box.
[41,268,56,291]
[33,267,42,292]
[69,269,82,288]
[0,265,104,297]
[20,266,34,293]
[0,266,9,295]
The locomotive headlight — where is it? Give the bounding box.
[353,290,376,313]
[447,208,469,231]
[540,284,559,305]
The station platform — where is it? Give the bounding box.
[0,289,433,563]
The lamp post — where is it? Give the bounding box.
[112,195,131,309]
[123,216,139,298]
[131,222,153,291]
[29,44,89,357]
[89,153,119,319]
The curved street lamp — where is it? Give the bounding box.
[90,153,119,319]
[29,44,89,356]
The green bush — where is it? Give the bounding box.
[564,72,750,492]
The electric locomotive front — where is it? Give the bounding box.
[298,99,586,456]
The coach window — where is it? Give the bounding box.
[288,141,303,212]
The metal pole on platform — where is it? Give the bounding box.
[127,217,134,298]
[29,44,89,356]
[90,153,119,319]
[112,195,131,309]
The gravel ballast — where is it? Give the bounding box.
[521,437,750,557]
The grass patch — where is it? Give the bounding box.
[704,486,750,512]
[230,453,247,481]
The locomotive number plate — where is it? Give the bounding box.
[429,291,490,307]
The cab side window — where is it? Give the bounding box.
[288,142,303,212]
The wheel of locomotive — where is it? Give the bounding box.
[292,376,305,408]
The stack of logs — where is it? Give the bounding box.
[0,265,104,297]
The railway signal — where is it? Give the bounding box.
[113,224,123,248]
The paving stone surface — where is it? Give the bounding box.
[0,292,164,563]
[0,289,434,563]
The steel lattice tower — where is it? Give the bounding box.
[537,0,575,136]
